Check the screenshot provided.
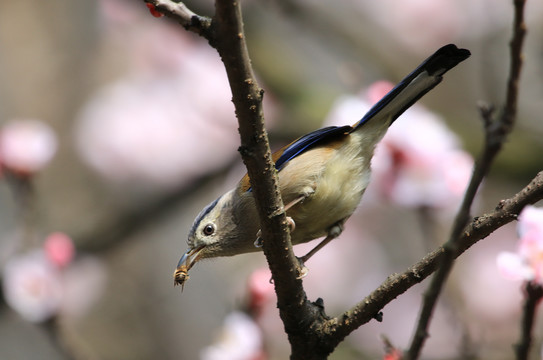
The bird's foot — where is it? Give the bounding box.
[254,230,263,248]
[286,216,295,232]
[254,216,296,249]
[295,256,309,279]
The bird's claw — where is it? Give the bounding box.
[295,256,309,279]
[286,216,296,232]
[254,217,295,249]
[254,230,263,248]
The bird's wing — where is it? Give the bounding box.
[273,125,352,171]
[239,44,470,192]
[238,125,351,192]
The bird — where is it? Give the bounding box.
[174,44,470,287]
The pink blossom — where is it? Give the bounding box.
[2,244,105,322]
[458,225,523,326]
[350,0,518,53]
[77,13,278,192]
[367,81,396,104]
[353,0,462,52]
[324,82,473,210]
[74,24,254,191]
[497,206,543,284]
[200,311,265,360]
[98,0,142,27]
[383,348,402,360]
[247,268,275,317]
[2,251,63,322]
[59,256,107,319]
[44,232,76,268]
[0,119,57,176]
[371,120,473,209]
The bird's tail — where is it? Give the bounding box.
[351,44,470,132]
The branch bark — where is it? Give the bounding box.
[211,0,312,326]
[144,0,213,37]
[160,0,329,358]
[325,171,543,347]
[144,1,539,359]
[403,0,527,357]
[515,282,543,360]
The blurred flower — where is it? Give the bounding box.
[200,311,266,360]
[355,0,461,52]
[247,268,275,317]
[98,0,143,28]
[2,235,106,322]
[458,224,523,336]
[350,0,522,53]
[325,81,473,210]
[44,232,76,269]
[60,256,107,319]
[2,251,63,322]
[383,348,402,360]
[75,64,237,190]
[497,206,543,284]
[370,111,473,210]
[75,22,278,192]
[0,119,57,176]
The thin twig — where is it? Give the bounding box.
[4,172,39,249]
[403,122,493,359]
[502,0,527,133]
[145,1,535,358]
[402,0,527,358]
[143,0,213,37]
[41,317,77,360]
[326,171,543,348]
[515,282,543,360]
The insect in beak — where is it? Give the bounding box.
[173,245,205,289]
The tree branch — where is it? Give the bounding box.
[326,171,543,348]
[212,0,304,306]
[143,0,213,38]
[515,282,543,360]
[503,0,527,134]
[144,1,536,359]
[203,1,330,358]
[402,0,527,357]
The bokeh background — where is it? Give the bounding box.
[1,0,543,359]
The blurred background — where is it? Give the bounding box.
[0,0,543,359]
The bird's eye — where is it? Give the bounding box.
[203,224,215,236]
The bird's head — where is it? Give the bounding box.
[174,189,256,287]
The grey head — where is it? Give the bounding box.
[174,189,261,287]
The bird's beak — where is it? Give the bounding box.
[173,245,205,288]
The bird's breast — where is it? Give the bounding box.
[279,136,372,244]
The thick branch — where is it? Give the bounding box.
[145,1,534,359]
[210,1,325,357]
[139,2,334,357]
[325,171,543,347]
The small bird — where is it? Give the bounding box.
[174,44,470,287]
